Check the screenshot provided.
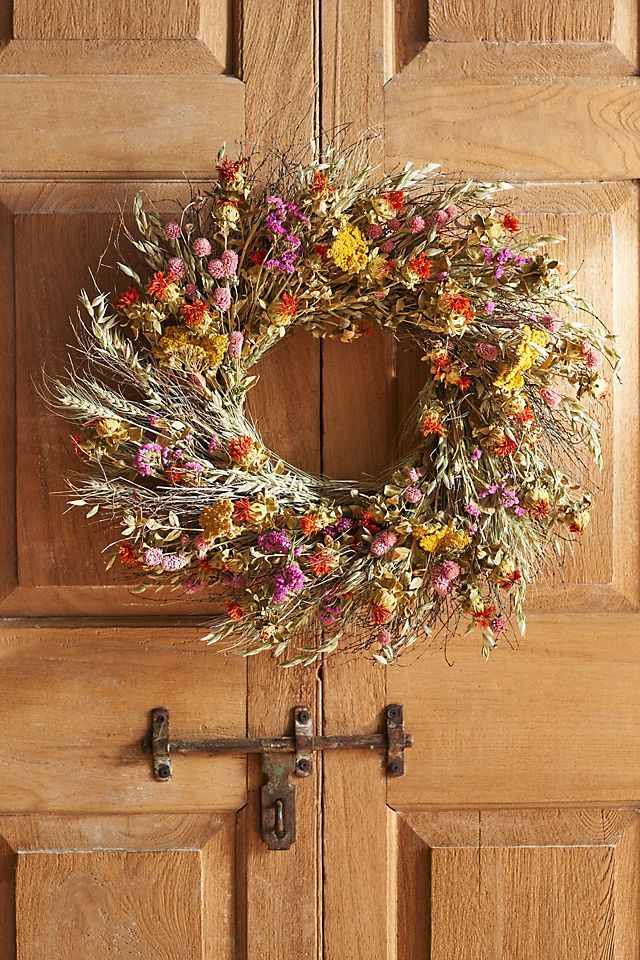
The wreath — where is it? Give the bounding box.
[49,138,618,665]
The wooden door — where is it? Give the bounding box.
[0,2,322,958]
[1,1,639,958]
[321,2,640,958]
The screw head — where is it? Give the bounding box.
[388,760,401,776]
[297,709,310,724]
[387,706,401,721]
[297,758,310,773]
[157,763,171,780]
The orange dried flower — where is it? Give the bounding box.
[359,510,380,533]
[502,213,519,233]
[226,601,244,622]
[513,405,535,426]
[444,293,474,321]
[308,547,337,577]
[500,570,522,590]
[420,412,446,438]
[457,375,472,392]
[407,253,432,279]
[493,437,518,457]
[300,514,322,537]
[229,435,254,464]
[382,189,405,213]
[116,288,140,310]
[233,499,252,524]
[311,171,334,198]
[528,499,551,520]
[118,544,137,565]
[473,604,496,627]
[279,294,299,317]
[182,301,210,327]
[371,603,395,625]
[146,271,173,300]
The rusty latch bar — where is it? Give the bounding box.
[142,704,413,850]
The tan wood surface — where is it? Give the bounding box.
[1,0,639,956]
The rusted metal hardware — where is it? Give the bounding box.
[142,703,413,850]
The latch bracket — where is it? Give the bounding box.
[142,703,412,850]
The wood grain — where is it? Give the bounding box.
[1,813,238,960]
[0,625,246,812]
[242,8,321,958]
[385,77,640,180]
[392,810,640,958]
[429,0,614,42]
[388,613,640,807]
[16,850,203,960]
[0,77,243,174]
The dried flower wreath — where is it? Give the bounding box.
[48,139,618,665]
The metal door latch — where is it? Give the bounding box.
[142,704,413,850]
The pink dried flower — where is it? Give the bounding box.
[406,467,421,483]
[165,221,181,239]
[365,223,384,240]
[228,331,244,359]
[161,554,189,572]
[476,342,499,361]
[439,560,460,580]
[208,436,218,451]
[370,530,397,557]
[428,209,449,229]
[194,534,210,555]
[404,486,422,504]
[221,249,238,275]
[380,239,394,253]
[540,386,562,407]
[445,204,460,220]
[388,218,401,231]
[489,615,507,635]
[213,287,232,311]
[377,627,392,646]
[432,573,452,596]
[192,237,212,257]
[409,215,425,233]
[541,313,562,333]
[184,283,198,298]
[580,340,603,369]
[143,547,164,566]
[207,258,225,279]
[485,301,495,315]
[167,257,186,280]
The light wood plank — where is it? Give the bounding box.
[0,76,243,173]
[385,77,640,180]
[0,625,246,812]
[388,614,640,807]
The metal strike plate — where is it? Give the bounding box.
[261,752,297,850]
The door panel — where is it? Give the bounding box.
[392,810,640,959]
[5,815,238,960]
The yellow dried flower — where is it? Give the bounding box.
[329,225,368,274]
[494,326,549,393]
[156,327,228,374]
[416,520,472,553]
[200,499,236,540]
